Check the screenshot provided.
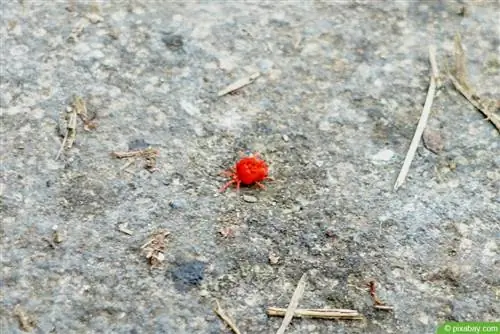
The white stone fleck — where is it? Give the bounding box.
[371,149,395,164]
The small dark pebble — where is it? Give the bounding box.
[128,139,151,151]
[170,260,206,291]
[325,230,337,239]
[169,199,186,209]
[162,33,184,50]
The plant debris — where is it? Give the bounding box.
[368,280,394,311]
[112,147,160,173]
[141,229,170,268]
[449,33,500,132]
[267,307,363,320]
[117,223,133,236]
[217,72,260,97]
[394,46,439,191]
[53,229,63,244]
[275,273,307,334]
[56,95,97,160]
[214,299,242,334]
[42,237,57,249]
[14,305,36,332]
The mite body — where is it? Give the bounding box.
[219,152,272,192]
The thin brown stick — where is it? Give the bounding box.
[367,280,394,311]
[374,305,394,311]
[267,307,364,320]
[42,237,57,249]
[55,131,68,161]
[214,300,242,334]
[394,46,438,191]
[449,33,499,132]
[453,33,470,90]
[112,150,147,158]
[276,273,307,334]
[449,75,500,132]
[217,72,260,97]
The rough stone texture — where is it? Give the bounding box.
[1,1,499,333]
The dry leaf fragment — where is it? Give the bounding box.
[141,229,170,268]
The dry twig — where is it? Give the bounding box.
[448,75,500,131]
[267,307,363,320]
[394,46,439,191]
[56,104,77,160]
[112,147,160,172]
[448,33,500,132]
[218,72,260,97]
[368,280,393,311]
[276,273,307,334]
[452,33,470,90]
[447,35,500,132]
[55,95,96,160]
[214,300,242,334]
[118,223,133,236]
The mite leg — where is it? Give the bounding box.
[219,166,236,177]
[219,180,235,192]
[255,182,267,190]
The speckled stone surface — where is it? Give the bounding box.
[1,1,499,333]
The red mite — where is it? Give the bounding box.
[219,152,272,192]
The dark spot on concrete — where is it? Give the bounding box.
[170,260,206,291]
[128,139,151,150]
[162,33,184,50]
[169,199,186,209]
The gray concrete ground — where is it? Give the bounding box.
[1,1,499,333]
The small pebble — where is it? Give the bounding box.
[128,138,151,150]
[268,252,280,265]
[169,199,186,209]
[282,134,289,142]
[371,149,395,164]
[243,195,258,203]
[162,33,183,50]
[423,128,444,154]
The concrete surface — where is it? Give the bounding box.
[1,1,499,333]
